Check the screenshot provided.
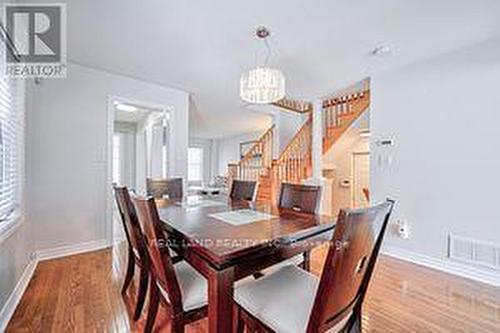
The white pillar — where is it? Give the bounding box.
[304,99,334,215]
[311,99,323,179]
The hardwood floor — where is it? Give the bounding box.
[6,243,500,332]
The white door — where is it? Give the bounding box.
[352,152,370,208]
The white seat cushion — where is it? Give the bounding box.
[157,261,208,311]
[234,265,319,333]
[156,260,255,312]
[261,254,304,275]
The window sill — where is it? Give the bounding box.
[0,211,23,245]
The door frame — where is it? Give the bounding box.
[105,95,170,244]
[351,151,370,207]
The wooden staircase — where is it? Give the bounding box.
[228,87,370,203]
[227,125,274,200]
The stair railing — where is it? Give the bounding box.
[272,116,312,187]
[227,125,274,185]
[322,90,370,152]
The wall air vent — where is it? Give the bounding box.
[448,234,500,269]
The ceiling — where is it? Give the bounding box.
[47,0,500,138]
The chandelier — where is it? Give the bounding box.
[240,27,285,104]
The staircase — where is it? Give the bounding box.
[227,125,274,199]
[228,87,370,202]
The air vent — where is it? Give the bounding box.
[448,234,500,269]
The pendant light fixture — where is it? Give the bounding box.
[240,27,285,104]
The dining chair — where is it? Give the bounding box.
[146,177,183,199]
[234,199,395,333]
[267,183,322,272]
[132,196,208,333]
[362,188,370,203]
[229,180,258,201]
[278,182,322,214]
[113,186,150,321]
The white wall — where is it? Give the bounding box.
[113,122,136,189]
[371,37,500,260]
[0,80,35,326]
[323,111,370,215]
[216,131,261,176]
[27,62,189,252]
[275,111,308,155]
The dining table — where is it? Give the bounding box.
[155,195,336,333]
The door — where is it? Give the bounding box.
[352,152,370,208]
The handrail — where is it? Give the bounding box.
[276,118,312,164]
[238,124,274,165]
[273,118,312,184]
[272,97,312,113]
[228,124,275,184]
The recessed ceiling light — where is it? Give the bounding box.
[115,103,138,112]
[371,45,392,56]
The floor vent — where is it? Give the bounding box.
[448,234,500,269]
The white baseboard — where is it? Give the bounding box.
[0,239,112,330]
[38,239,111,261]
[382,245,500,287]
[0,255,39,332]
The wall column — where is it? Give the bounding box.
[311,99,323,179]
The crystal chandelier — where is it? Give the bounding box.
[240,27,285,104]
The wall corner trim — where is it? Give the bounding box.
[0,255,39,332]
[382,245,500,287]
[37,239,111,261]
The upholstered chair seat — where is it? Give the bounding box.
[156,261,208,311]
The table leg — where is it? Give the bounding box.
[208,266,234,333]
[302,250,311,271]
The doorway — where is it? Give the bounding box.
[107,97,170,244]
[351,151,370,208]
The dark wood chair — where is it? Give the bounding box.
[113,186,150,321]
[146,177,183,199]
[229,180,258,201]
[362,188,370,203]
[234,199,395,333]
[278,183,322,214]
[132,196,208,333]
[269,183,322,271]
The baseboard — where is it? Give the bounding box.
[38,239,111,261]
[382,245,500,287]
[0,255,39,332]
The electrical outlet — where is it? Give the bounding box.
[395,219,410,239]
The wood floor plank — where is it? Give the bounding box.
[5,243,500,332]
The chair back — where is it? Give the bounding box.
[146,177,183,199]
[278,183,321,214]
[132,196,184,314]
[362,188,370,202]
[307,199,395,332]
[229,180,257,201]
[113,186,146,258]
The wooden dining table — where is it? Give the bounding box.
[156,196,336,333]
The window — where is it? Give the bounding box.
[0,70,23,224]
[112,134,121,185]
[187,147,203,183]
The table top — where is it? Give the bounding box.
[156,196,336,267]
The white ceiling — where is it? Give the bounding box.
[55,0,500,138]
